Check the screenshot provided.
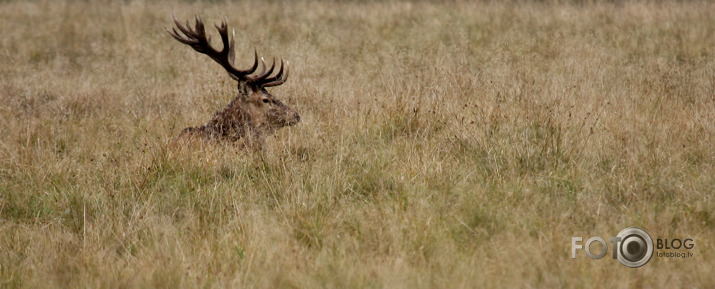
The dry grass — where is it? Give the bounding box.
[1,0,713,288]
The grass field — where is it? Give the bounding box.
[1,0,713,288]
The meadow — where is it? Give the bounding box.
[0,0,713,288]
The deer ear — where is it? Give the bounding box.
[236,82,252,100]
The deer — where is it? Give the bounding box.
[167,15,300,147]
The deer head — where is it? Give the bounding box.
[168,15,300,143]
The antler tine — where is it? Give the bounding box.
[168,28,191,45]
[168,15,196,44]
[261,58,285,83]
[246,49,259,75]
[214,20,231,57]
[214,19,258,75]
[262,60,289,87]
[227,28,236,65]
[250,57,276,82]
[254,57,267,77]
[172,14,189,34]
[192,15,209,44]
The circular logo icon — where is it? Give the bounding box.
[616,227,653,268]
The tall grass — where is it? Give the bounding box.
[0,0,713,288]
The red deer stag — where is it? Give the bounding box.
[168,15,300,147]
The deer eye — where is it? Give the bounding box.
[262,98,270,104]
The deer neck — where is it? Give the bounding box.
[202,84,269,142]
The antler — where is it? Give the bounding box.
[167,15,288,87]
[259,59,289,87]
